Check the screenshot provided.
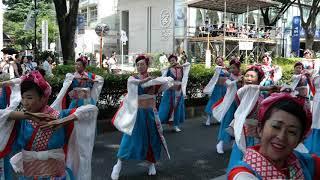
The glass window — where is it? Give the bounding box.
[80,8,87,26]
[89,6,97,22]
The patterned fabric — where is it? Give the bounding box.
[67,72,95,109]
[27,106,60,151]
[243,147,305,179]
[23,159,65,177]
[72,72,94,89]
[169,67,183,81]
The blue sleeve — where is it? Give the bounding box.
[294,151,315,179]
[59,109,76,119]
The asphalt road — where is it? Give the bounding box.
[91,117,232,180]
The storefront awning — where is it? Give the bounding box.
[187,0,281,14]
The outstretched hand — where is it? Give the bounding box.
[39,119,63,130]
[140,76,152,84]
[39,114,77,130]
[236,76,244,86]
[24,112,57,125]
[75,77,98,83]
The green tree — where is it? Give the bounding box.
[260,0,296,28]
[297,0,320,50]
[52,0,79,64]
[3,0,59,51]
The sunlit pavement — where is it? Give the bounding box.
[92,117,232,180]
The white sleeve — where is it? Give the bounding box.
[50,73,74,111]
[0,82,21,151]
[91,75,104,103]
[232,172,259,180]
[66,104,98,180]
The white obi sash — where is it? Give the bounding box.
[10,148,65,175]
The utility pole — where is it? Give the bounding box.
[34,0,38,56]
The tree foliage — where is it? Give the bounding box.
[3,0,59,50]
[297,0,320,49]
[260,0,296,28]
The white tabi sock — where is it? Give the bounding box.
[216,141,224,154]
[205,115,212,126]
[148,163,156,176]
[111,159,122,180]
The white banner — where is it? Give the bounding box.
[42,20,48,51]
[239,41,253,50]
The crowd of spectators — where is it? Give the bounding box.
[0,49,55,80]
[198,21,278,39]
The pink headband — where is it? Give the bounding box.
[258,93,312,137]
[21,71,52,98]
[77,57,88,67]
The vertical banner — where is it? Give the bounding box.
[174,0,187,53]
[292,16,300,57]
[77,15,85,34]
[41,20,48,51]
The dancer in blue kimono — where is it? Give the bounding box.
[214,58,241,154]
[51,56,104,111]
[111,55,172,180]
[0,71,98,180]
[158,54,191,132]
[259,54,282,97]
[204,56,229,126]
[226,66,268,170]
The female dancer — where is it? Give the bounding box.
[111,55,173,180]
[204,56,229,126]
[228,93,320,179]
[260,54,282,88]
[158,54,191,132]
[51,57,104,110]
[214,58,241,154]
[226,66,277,169]
[0,71,98,179]
[291,62,312,110]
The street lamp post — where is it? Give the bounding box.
[282,17,287,57]
[95,24,109,68]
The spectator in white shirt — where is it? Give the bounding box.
[42,55,53,77]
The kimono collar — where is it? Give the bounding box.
[244,145,304,179]
[75,71,89,78]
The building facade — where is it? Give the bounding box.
[76,0,320,59]
[75,0,119,60]
[118,0,188,55]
